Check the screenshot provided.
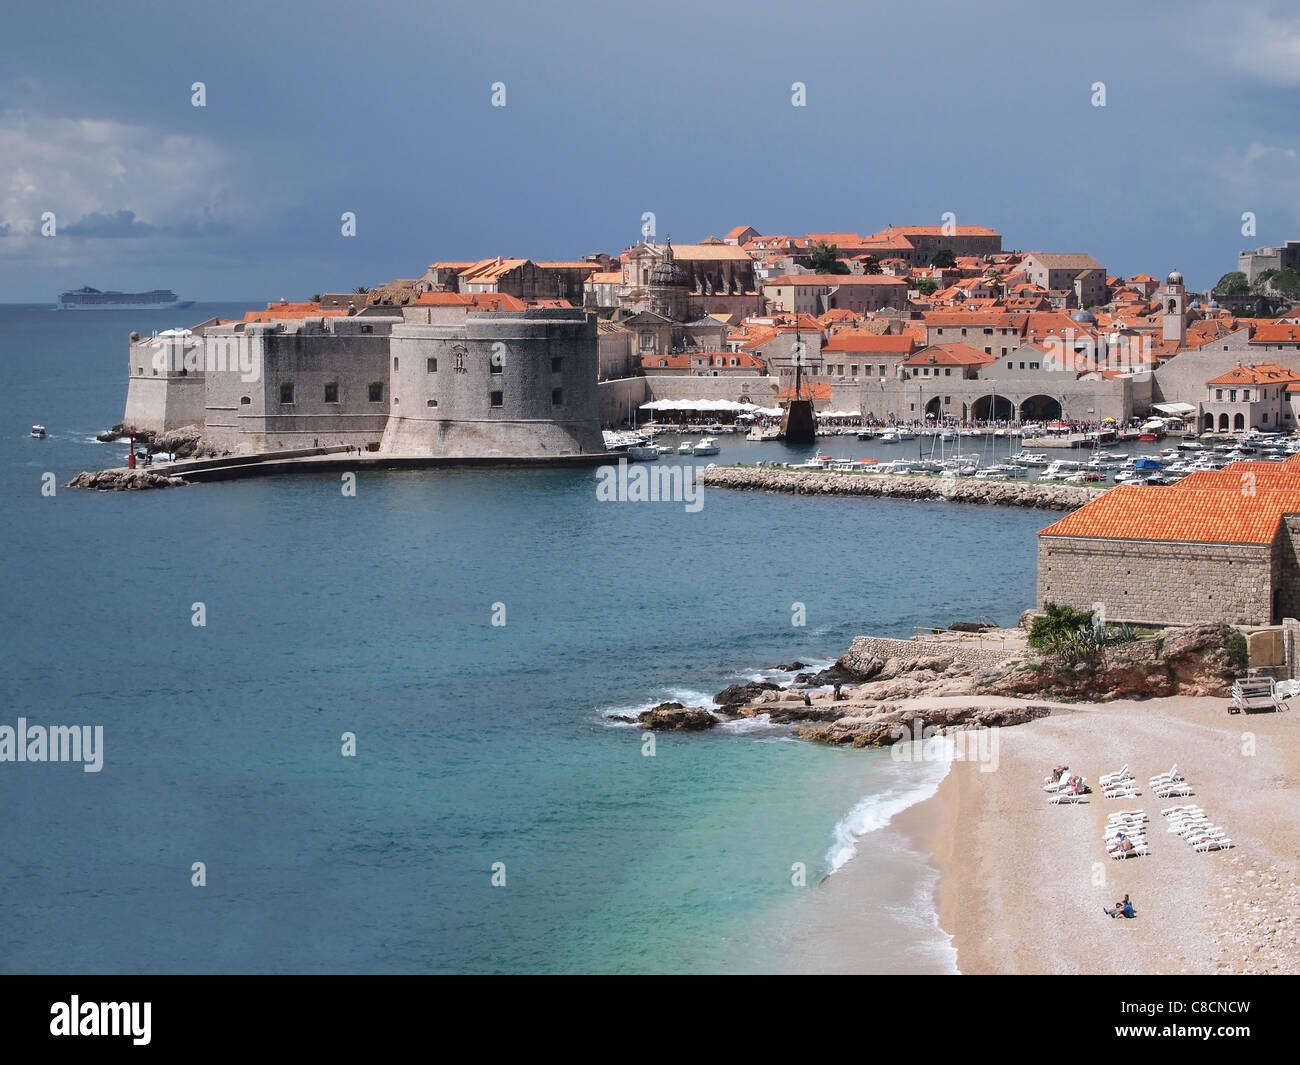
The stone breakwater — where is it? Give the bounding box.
[700,466,1105,509]
[67,469,188,491]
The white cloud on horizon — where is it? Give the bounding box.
[1191,1,1300,88]
[0,111,244,252]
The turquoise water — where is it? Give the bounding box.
[0,305,1052,973]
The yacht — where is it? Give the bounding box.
[626,445,659,461]
[692,437,720,456]
[1039,460,1085,481]
[677,440,695,455]
[1013,451,1050,467]
[30,425,46,439]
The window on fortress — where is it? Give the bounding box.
[552,388,563,406]
[427,399,438,407]
[551,357,562,373]
[851,365,859,376]
[1216,389,1223,400]
[1030,362,1039,370]
[490,390,504,408]
[280,383,294,404]
[490,358,503,375]
[1007,362,1013,369]
[393,357,399,371]
[369,383,384,402]
[325,383,338,403]
[428,358,437,373]
[945,368,952,376]
[241,396,251,405]
[945,396,951,404]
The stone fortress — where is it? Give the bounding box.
[124,299,603,458]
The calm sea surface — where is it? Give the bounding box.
[0,303,1056,973]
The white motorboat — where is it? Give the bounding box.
[30,425,46,439]
[1039,460,1085,481]
[1013,452,1049,467]
[626,445,659,461]
[692,437,720,456]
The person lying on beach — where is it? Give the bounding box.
[1045,765,1068,785]
[1107,834,1135,854]
[1105,895,1136,919]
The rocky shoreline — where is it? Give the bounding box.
[700,465,1105,509]
[66,469,188,491]
[619,622,1239,745]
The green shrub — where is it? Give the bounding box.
[1227,631,1248,670]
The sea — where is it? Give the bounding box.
[0,302,1060,974]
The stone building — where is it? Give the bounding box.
[1238,239,1300,283]
[1020,253,1107,309]
[761,274,910,315]
[1199,363,1300,433]
[620,239,761,319]
[121,300,604,459]
[1037,458,1300,627]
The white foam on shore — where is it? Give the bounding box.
[598,687,718,726]
[822,745,953,876]
[715,713,784,735]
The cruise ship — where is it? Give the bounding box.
[57,286,194,311]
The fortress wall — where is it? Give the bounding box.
[381,309,604,457]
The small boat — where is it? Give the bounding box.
[677,441,695,455]
[30,425,47,439]
[626,445,659,461]
[692,437,720,456]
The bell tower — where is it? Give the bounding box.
[1162,269,1186,345]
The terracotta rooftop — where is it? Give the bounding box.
[903,342,997,367]
[1205,363,1300,386]
[823,333,914,353]
[1040,458,1300,545]
[1252,323,1300,344]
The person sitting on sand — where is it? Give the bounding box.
[1105,894,1136,918]
[1107,833,1134,855]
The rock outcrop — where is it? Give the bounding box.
[153,424,205,458]
[638,702,718,731]
[700,466,1104,510]
[794,702,1052,747]
[713,680,781,708]
[66,469,187,491]
[977,624,1239,699]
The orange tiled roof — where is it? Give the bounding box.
[242,301,347,322]
[1252,323,1300,344]
[414,291,527,311]
[823,333,914,354]
[1040,459,1300,545]
[903,342,997,367]
[1205,363,1300,386]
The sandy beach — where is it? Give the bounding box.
[898,695,1300,974]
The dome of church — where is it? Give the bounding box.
[1071,308,1096,324]
[1166,269,1183,285]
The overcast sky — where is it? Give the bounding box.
[2,0,1299,301]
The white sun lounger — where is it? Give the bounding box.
[1193,837,1234,852]
[1149,764,1182,785]
[1048,791,1083,804]
[1161,804,1202,817]
[1155,783,1194,798]
[1110,843,1150,859]
[1043,770,1072,793]
[1100,764,1132,786]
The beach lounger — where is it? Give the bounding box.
[1193,837,1234,852]
[1100,764,1132,786]
[1103,785,1141,798]
[1149,764,1182,786]
[1230,676,1282,714]
[1161,804,1202,817]
[1048,791,1083,804]
[1110,843,1150,859]
[1042,770,1072,793]
[1155,783,1194,798]
[1109,809,1146,820]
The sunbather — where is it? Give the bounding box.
[1104,894,1136,919]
